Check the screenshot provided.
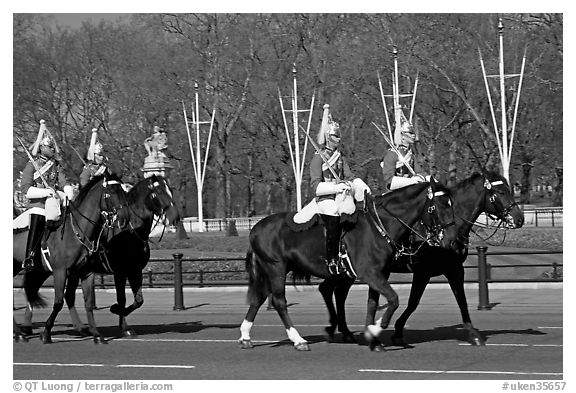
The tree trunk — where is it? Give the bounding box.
[447,140,457,187]
[553,167,563,206]
[520,163,534,204]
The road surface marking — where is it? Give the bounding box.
[14,362,195,369]
[359,369,562,376]
[458,343,562,347]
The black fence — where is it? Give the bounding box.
[14,248,562,312]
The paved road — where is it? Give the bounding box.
[13,284,563,380]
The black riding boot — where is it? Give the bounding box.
[23,214,45,271]
[321,215,341,275]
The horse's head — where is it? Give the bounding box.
[101,173,130,229]
[480,171,524,228]
[420,178,461,255]
[143,175,180,226]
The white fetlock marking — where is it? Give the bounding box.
[239,320,253,341]
[367,324,383,338]
[286,327,307,345]
[376,317,383,326]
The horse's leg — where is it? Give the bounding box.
[334,276,355,342]
[118,272,144,337]
[64,274,90,337]
[318,278,338,342]
[80,274,106,344]
[363,274,399,352]
[111,273,129,336]
[13,317,27,343]
[238,278,269,349]
[269,275,310,351]
[445,265,485,346]
[21,270,51,336]
[364,286,383,351]
[391,272,430,347]
[40,270,67,344]
[21,303,34,336]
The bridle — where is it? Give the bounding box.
[366,183,455,253]
[454,176,520,248]
[65,178,128,255]
[482,178,519,225]
[420,184,456,246]
[127,177,176,243]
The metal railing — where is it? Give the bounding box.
[14,248,562,311]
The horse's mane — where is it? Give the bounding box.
[374,182,430,207]
[75,173,123,204]
[452,171,508,191]
[127,175,157,204]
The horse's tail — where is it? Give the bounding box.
[22,270,50,308]
[245,246,270,305]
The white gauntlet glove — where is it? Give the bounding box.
[26,186,55,199]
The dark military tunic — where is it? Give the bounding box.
[381,146,421,191]
[20,155,67,208]
[80,162,108,188]
[309,148,354,202]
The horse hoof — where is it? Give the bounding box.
[40,332,52,344]
[93,336,108,344]
[14,334,28,343]
[341,332,357,343]
[369,340,386,352]
[238,339,254,349]
[294,342,310,351]
[470,336,486,346]
[391,336,410,348]
[324,327,336,343]
[21,326,33,336]
[122,330,137,338]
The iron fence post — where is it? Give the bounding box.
[477,246,491,310]
[199,269,204,287]
[552,262,559,280]
[147,268,154,288]
[173,253,184,310]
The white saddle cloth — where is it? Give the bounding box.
[293,199,321,224]
[13,207,45,230]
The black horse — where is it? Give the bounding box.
[238,180,460,351]
[20,175,180,342]
[319,171,525,349]
[14,174,129,343]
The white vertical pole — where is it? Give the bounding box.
[393,47,402,145]
[498,19,510,182]
[194,83,204,232]
[292,66,302,211]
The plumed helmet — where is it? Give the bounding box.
[317,104,341,145]
[87,128,104,161]
[31,120,59,156]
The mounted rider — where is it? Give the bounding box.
[381,116,426,191]
[20,120,74,271]
[80,128,111,188]
[309,104,370,275]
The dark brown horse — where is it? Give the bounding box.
[238,180,460,351]
[14,174,129,343]
[20,175,180,341]
[319,171,524,350]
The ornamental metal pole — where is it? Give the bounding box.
[173,253,184,310]
[183,82,215,232]
[278,65,315,211]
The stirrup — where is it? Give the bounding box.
[22,257,34,271]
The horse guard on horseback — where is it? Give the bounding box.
[13,121,180,344]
